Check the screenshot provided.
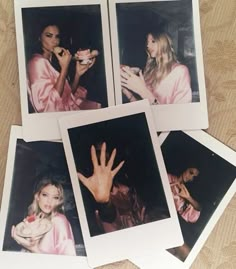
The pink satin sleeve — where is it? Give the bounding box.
[152,64,192,104]
[169,65,192,104]
[28,56,64,112]
[39,213,76,256]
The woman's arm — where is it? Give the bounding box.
[28,54,71,112]
[178,184,201,211]
[71,51,96,95]
[120,67,157,104]
[77,142,124,223]
[53,48,72,97]
[11,226,41,253]
[52,214,76,256]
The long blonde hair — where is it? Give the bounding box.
[28,177,65,219]
[143,32,178,89]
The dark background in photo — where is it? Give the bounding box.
[2,139,86,256]
[116,0,199,102]
[68,112,170,236]
[160,131,236,258]
[22,5,108,110]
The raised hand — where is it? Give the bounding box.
[53,47,72,72]
[120,67,146,97]
[74,50,97,77]
[77,142,125,203]
[75,60,94,77]
[178,184,190,199]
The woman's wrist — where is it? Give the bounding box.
[60,65,69,76]
[128,94,135,102]
[71,73,80,94]
[140,89,157,104]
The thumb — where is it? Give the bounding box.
[53,47,66,60]
[53,51,61,61]
[77,172,88,187]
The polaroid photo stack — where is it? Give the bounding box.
[14,0,208,142]
[0,0,235,269]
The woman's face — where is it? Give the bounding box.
[37,184,61,214]
[40,25,60,53]
[182,168,199,183]
[146,34,159,58]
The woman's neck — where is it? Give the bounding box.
[42,51,52,61]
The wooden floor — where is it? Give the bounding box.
[0,0,235,268]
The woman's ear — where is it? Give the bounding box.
[34,193,39,201]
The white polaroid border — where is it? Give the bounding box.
[109,0,208,131]
[130,250,187,269]
[59,100,183,268]
[0,251,91,269]
[0,126,90,269]
[135,130,236,269]
[14,0,115,141]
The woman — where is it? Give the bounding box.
[11,177,76,255]
[77,142,153,234]
[121,32,192,104]
[168,167,201,261]
[27,23,101,112]
[168,167,201,223]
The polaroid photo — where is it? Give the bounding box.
[146,130,236,268]
[59,99,183,268]
[0,126,90,268]
[109,0,208,131]
[14,0,114,141]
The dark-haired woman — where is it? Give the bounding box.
[27,24,100,112]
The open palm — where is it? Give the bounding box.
[78,142,125,203]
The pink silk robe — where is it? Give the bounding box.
[147,64,192,104]
[168,174,200,223]
[96,184,145,233]
[27,54,97,112]
[38,213,76,256]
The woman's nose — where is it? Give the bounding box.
[47,197,52,203]
[52,38,58,45]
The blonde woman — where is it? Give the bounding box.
[11,177,76,255]
[121,32,192,104]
